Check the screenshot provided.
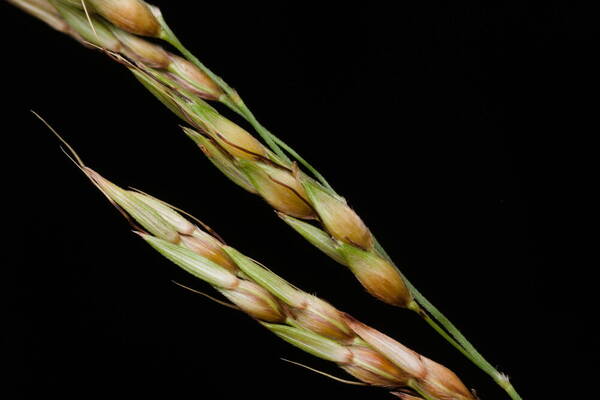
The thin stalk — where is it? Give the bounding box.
[407,301,472,362]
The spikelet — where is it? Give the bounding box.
[338,244,412,307]
[183,128,258,194]
[419,358,475,400]
[111,28,170,68]
[237,161,316,219]
[88,0,161,37]
[301,178,373,250]
[180,230,238,274]
[218,280,285,323]
[143,234,240,290]
[208,115,268,160]
[84,168,181,243]
[167,55,223,100]
[287,295,354,342]
[342,345,409,387]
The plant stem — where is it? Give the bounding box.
[407,301,472,361]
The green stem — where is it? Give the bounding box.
[502,382,522,400]
[412,288,522,400]
[408,301,472,362]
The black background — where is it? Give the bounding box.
[3,1,596,399]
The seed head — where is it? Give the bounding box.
[168,55,223,100]
[338,244,411,307]
[301,179,373,250]
[237,160,316,219]
[88,0,161,37]
[219,280,285,323]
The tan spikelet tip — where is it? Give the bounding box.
[325,205,372,249]
[211,116,267,160]
[261,172,315,219]
[288,296,353,341]
[116,32,170,68]
[342,345,409,387]
[220,280,285,323]
[419,358,476,400]
[339,245,411,307]
[343,314,426,379]
[180,234,238,274]
[302,180,373,249]
[168,55,223,100]
[89,0,161,37]
[356,261,411,307]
